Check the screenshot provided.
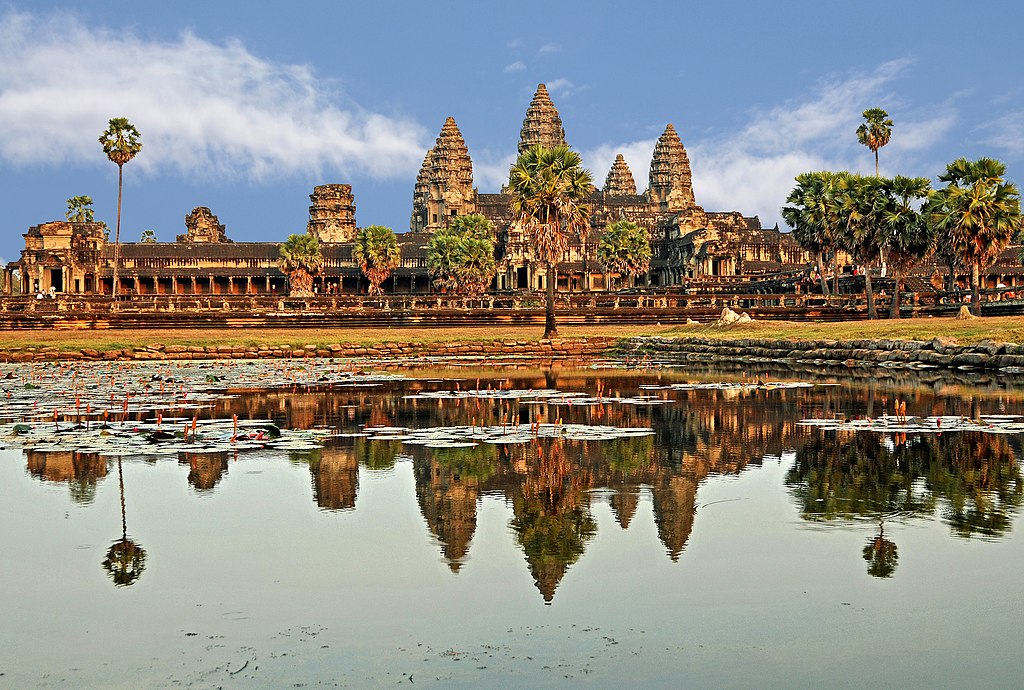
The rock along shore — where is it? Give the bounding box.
[1,335,1022,373]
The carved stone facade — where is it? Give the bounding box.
[178,207,230,244]
[604,154,637,196]
[307,184,357,243]
[410,117,476,233]
[518,83,567,154]
[647,124,695,211]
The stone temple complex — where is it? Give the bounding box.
[10,83,1011,299]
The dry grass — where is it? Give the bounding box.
[2,317,1023,353]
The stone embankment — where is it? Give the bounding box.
[0,338,617,364]
[617,336,1024,373]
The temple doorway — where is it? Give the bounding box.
[49,268,63,292]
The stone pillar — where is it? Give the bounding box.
[190,276,197,295]
[228,277,234,295]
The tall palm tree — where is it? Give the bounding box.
[597,219,651,290]
[782,171,845,296]
[856,108,893,177]
[102,457,147,587]
[927,158,1022,316]
[878,176,933,318]
[836,173,886,319]
[508,144,593,339]
[99,118,142,298]
[65,195,95,223]
[352,225,401,295]
[278,233,325,296]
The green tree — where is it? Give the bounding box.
[99,117,142,298]
[278,233,325,296]
[878,176,933,318]
[353,225,401,295]
[927,158,1022,316]
[139,229,157,243]
[65,195,95,223]
[856,108,893,177]
[836,173,886,319]
[782,171,845,296]
[508,144,593,339]
[427,214,497,294]
[597,219,651,290]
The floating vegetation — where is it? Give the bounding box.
[0,360,405,457]
[798,414,1024,435]
[639,381,815,391]
[365,422,656,447]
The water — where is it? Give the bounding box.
[1,364,1022,688]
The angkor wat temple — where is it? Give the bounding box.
[11,83,1013,299]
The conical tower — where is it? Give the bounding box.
[410,117,476,233]
[307,184,356,243]
[518,84,567,154]
[603,154,637,196]
[647,124,695,211]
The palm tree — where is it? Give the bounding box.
[65,195,95,223]
[927,158,1022,316]
[427,214,497,294]
[139,229,157,243]
[99,118,142,298]
[352,225,401,295]
[878,176,933,318]
[508,144,593,339]
[856,108,893,177]
[278,233,325,296]
[597,219,651,290]
[426,230,463,293]
[102,457,147,587]
[782,171,845,296]
[836,173,886,319]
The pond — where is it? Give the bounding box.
[0,360,1022,688]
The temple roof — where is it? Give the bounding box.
[603,154,638,196]
[518,84,567,155]
[647,124,695,211]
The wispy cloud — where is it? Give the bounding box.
[0,10,428,181]
[537,43,559,55]
[503,61,527,74]
[474,151,517,191]
[545,78,577,99]
[981,111,1024,157]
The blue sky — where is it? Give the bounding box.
[1,1,1022,264]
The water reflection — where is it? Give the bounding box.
[17,368,1024,599]
[101,457,147,587]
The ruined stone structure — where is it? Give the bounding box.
[14,82,1019,300]
[178,207,231,244]
[307,184,356,243]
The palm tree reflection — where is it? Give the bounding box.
[102,457,146,587]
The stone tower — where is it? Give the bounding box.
[410,117,476,233]
[178,207,231,243]
[603,154,638,196]
[518,83,567,154]
[647,124,696,211]
[307,184,356,244]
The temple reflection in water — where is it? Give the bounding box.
[20,369,1024,600]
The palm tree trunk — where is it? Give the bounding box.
[865,267,876,319]
[816,252,829,296]
[832,254,839,296]
[889,275,902,319]
[113,164,123,298]
[875,150,879,178]
[544,262,558,339]
[971,262,981,316]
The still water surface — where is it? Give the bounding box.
[1,365,1022,688]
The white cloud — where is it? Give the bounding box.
[982,111,1024,156]
[0,10,428,181]
[503,61,527,74]
[474,151,517,191]
[538,43,559,55]
[545,78,577,99]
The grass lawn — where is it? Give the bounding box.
[1,317,1022,353]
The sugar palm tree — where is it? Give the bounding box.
[508,144,593,338]
[428,214,497,294]
[65,195,95,223]
[856,108,893,177]
[99,118,142,298]
[102,457,147,587]
[878,176,933,318]
[782,171,845,296]
[927,158,1022,316]
[836,173,886,319]
[278,233,325,296]
[597,219,651,290]
[426,230,463,293]
[353,225,401,295]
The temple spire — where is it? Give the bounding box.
[603,154,637,196]
[518,84,567,155]
[647,123,695,211]
[410,117,476,233]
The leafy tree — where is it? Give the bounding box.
[782,171,845,296]
[99,117,142,298]
[856,108,893,177]
[597,219,651,290]
[278,233,325,296]
[353,225,401,295]
[877,176,933,318]
[139,229,157,243]
[427,213,497,294]
[508,144,593,338]
[835,173,886,319]
[927,158,1022,316]
[65,195,95,223]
